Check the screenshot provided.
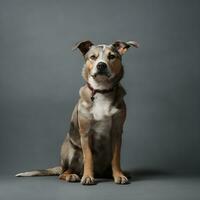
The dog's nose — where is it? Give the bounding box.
[97,62,107,71]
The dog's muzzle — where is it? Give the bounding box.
[93,62,111,77]
[97,62,107,72]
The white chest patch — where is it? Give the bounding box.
[90,93,119,121]
[92,118,112,139]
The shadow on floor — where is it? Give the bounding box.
[125,168,171,182]
[96,168,171,184]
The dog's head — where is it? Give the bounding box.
[73,40,139,86]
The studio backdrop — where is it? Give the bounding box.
[0,0,200,175]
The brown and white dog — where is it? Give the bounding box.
[16,40,139,185]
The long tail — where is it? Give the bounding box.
[15,166,62,177]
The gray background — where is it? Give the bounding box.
[0,0,200,199]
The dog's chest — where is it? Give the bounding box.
[92,118,112,139]
[90,93,118,121]
[91,118,113,170]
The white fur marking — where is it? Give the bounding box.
[98,44,106,51]
[92,118,112,139]
[90,93,118,121]
[15,171,39,177]
[88,76,113,90]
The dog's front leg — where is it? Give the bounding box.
[78,114,95,185]
[111,134,128,184]
[111,105,129,184]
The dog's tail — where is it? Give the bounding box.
[15,166,62,177]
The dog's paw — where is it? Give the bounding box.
[81,175,96,185]
[66,174,80,182]
[59,173,80,182]
[114,174,129,184]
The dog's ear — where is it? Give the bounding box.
[72,40,94,55]
[112,40,139,55]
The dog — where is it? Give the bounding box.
[16,40,139,185]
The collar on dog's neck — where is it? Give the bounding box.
[87,82,117,101]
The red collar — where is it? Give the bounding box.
[87,82,117,101]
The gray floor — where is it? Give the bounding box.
[0,172,200,200]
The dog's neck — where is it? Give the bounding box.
[87,76,118,101]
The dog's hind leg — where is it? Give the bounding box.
[59,169,80,182]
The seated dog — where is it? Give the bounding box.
[16,40,139,185]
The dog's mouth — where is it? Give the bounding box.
[91,71,111,78]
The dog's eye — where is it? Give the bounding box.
[108,54,116,60]
[90,55,97,60]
